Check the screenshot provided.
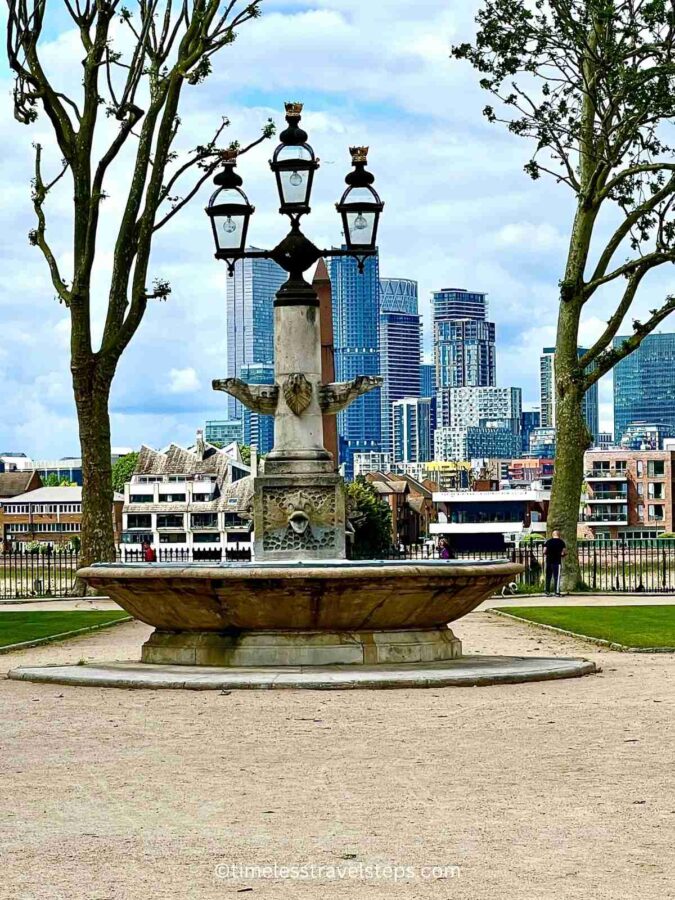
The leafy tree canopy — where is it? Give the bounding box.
[346,478,392,560]
[111,451,139,494]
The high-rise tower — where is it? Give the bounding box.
[432,287,496,427]
[379,278,421,453]
[330,250,382,479]
[226,252,287,420]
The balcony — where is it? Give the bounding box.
[585,469,627,481]
[580,512,628,524]
[586,492,628,503]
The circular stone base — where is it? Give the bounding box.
[141,628,462,667]
[8,656,597,690]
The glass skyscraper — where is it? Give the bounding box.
[379,278,421,453]
[226,252,287,419]
[432,288,496,427]
[239,362,275,455]
[393,397,433,464]
[613,332,675,441]
[330,249,381,479]
[540,347,599,442]
[420,362,435,399]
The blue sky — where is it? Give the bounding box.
[1,0,673,457]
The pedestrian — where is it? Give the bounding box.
[142,540,157,563]
[543,529,566,596]
[438,537,451,560]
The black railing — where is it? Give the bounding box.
[4,539,675,599]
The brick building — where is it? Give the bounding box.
[581,449,675,539]
[365,472,435,547]
[2,486,123,548]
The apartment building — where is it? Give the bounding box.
[581,449,675,539]
[121,437,252,558]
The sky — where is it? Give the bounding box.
[1,0,674,458]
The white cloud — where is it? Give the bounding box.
[168,368,202,395]
[1,0,674,456]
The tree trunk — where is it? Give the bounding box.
[73,361,116,568]
[548,299,591,590]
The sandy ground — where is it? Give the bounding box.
[0,613,673,900]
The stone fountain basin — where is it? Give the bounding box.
[78,559,523,632]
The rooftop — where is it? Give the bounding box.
[8,487,124,504]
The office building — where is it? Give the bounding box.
[205,420,244,447]
[613,332,675,442]
[520,410,541,456]
[619,422,674,451]
[330,250,381,479]
[226,252,287,419]
[528,426,557,458]
[239,362,275,455]
[379,278,421,453]
[540,346,599,442]
[392,398,433,464]
[434,425,521,462]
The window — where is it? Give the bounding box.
[649,504,665,521]
[129,494,154,504]
[157,514,184,529]
[637,483,644,497]
[637,504,644,521]
[191,514,218,528]
[158,493,186,503]
[637,460,644,477]
[648,482,665,500]
[159,532,186,544]
[224,512,245,526]
[127,514,152,529]
[648,460,665,477]
[193,533,221,544]
[227,532,251,543]
[192,494,211,503]
[615,460,627,472]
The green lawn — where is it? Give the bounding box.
[0,611,131,649]
[497,605,675,649]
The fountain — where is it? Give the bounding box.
[10,105,595,689]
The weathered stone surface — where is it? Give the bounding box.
[252,473,346,560]
[141,627,462,667]
[8,655,598,690]
[77,560,524,633]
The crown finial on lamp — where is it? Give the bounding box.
[350,146,369,164]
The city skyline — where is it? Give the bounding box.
[0,0,646,458]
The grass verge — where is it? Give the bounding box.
[494,605,675,650]
[0,611,131,651]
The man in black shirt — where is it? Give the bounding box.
[544,530,566,596]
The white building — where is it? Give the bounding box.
[121,435,252,558]
[353,452,392,478]
[431,484,550,549]
[447,386,522,431]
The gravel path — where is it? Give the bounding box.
[0,613,673,900]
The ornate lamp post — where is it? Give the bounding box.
[207,102,384,560]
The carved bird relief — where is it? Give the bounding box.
[212,378,279,414]
[319,375,383,415]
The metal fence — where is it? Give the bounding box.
[3,539,675,599]
[389,539,675,593]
